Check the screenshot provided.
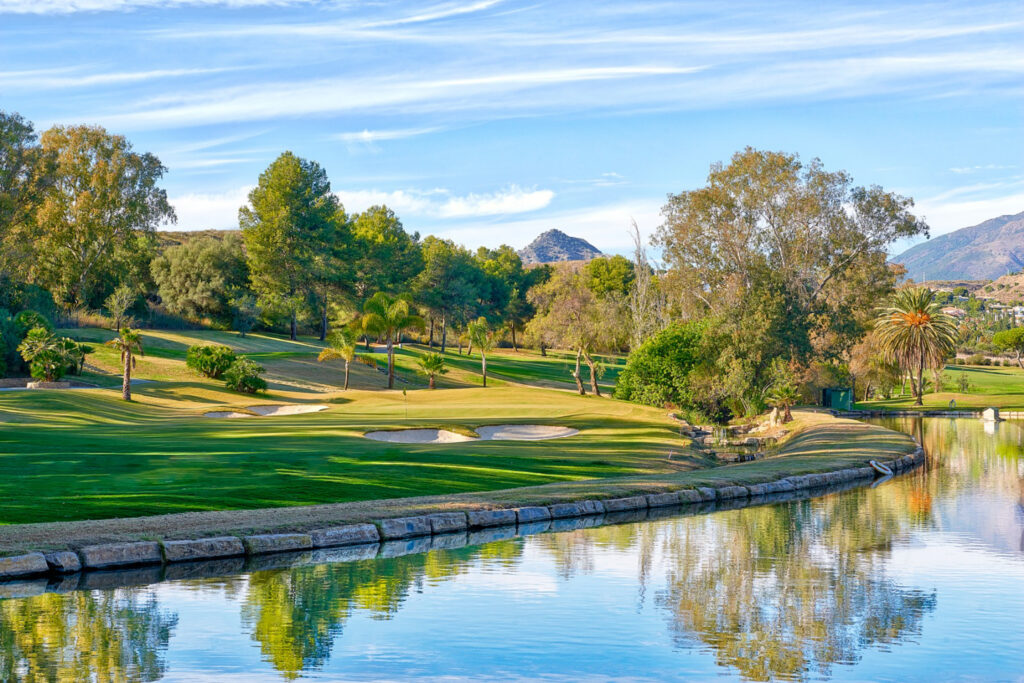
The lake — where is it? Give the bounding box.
[2,417,1023,681]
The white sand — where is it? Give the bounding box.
[248,404,329,416]
[364,424,580,444]
[477,424,580,441]
[364,428,475,444]
[204,411,253,419]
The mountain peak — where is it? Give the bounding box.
[894,210,1024,281]
[518,229,603,265]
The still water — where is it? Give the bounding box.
[2,417,1023,682]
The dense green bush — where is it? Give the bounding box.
[223,357,266,393]
[13,310,53,338]
[186,344,237,378]
[18,327,69,382]
[614,321,707,409]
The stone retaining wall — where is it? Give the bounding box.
[0,447,926,583]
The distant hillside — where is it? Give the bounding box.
[976,273,1024,304]
[156,228,239,250]
[518,229,603,265]
[895,211,1024,281]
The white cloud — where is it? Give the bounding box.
[915,190,1024,235]
[334,188,438,216]
[336,185,554,219]
[438,186,553,217]
[168,185,252,230]
[332,127,442,144]
[949,164,1018,174]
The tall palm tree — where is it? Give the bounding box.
[416,352,447,389]
[317,326,358,390]
[106,327,144,401]
[359,292,424,389]
[467,317,495,387]
[874,287,957,406]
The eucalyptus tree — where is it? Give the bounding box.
[527,269,626,395]
[874,288,957,406]
[0,110,51,287]
[359,292,424,389]
[30,125,174,307]
[240,152,347,340]
[106,327,144,401]
[654,147,927,409]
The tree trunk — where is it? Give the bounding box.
[511,321,517,352]
[784,404,792,422]
[467,335,473,356]
[290,310,297,341]
[1016,349,1022,371]
[429,318,435,348]
[319,304,328,342]
[344,361,350,390]
[915,359,924,406]
[429,374,435,389]
[572,348,585,395]
[387,338,395,389]
[364,335,371,351]
[540,342,547,357]
[441,314,447,353]
[122,352,132,401]
[481,352,487,388]
[584,351,601,397]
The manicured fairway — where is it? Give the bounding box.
[858,363,1024,410]
[0,382,705,525]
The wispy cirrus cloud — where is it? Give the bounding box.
[0,0,305,14]
[333,127,443,144]
[0,66,241,90]
[362,0,502,27]
[92,65,704,129]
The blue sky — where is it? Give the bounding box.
[2,0,1022,255]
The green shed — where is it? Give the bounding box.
[822,387,852,412]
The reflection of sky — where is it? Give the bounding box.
[6,417,1024,682]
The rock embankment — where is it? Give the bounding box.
[0,447,925,583]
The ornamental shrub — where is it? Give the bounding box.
[186,344,237,379]
[614,321,707,409]
[13,310,53,338]
[223,357,266,394]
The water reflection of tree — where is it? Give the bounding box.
[0,589,177,682]
[241,540,525,679]
[656,497,937,682]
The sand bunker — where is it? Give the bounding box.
[364,429,475,444]
[248,404,329,416]
[477,424,580,441]
[364,424,579,444]
[204,404,328,418]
